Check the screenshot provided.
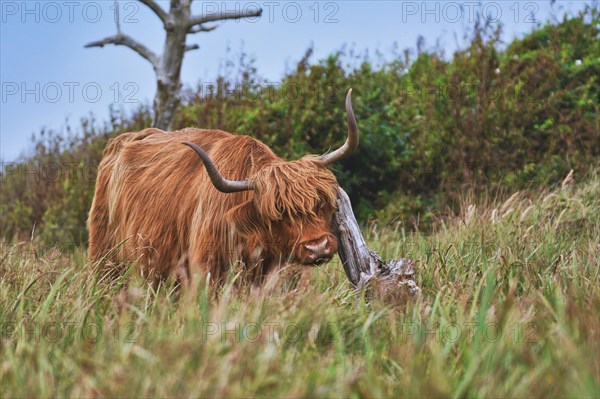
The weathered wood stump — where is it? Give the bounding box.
[332,187,420,298]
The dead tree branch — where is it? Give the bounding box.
[189,24,219,34]
[188,7,263,27]
[185,44,200,52]
[333,187,420,297]
[138,0,168,23]
[84,34,159,68]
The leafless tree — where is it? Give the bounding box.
[85,0,262,130]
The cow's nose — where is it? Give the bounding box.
[303,237,334,265]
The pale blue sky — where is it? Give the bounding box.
[0,0,591,162]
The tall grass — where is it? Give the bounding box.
[1,171,598,398]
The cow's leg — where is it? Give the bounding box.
[175,253,192,288]
[175,260,191,288]
[88,201,113,263]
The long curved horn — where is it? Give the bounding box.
[320,89,359,165]
[182,142,255,193]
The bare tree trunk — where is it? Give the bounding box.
[85,0,262,130]
[153,1,188,130]
[332,187,420,297]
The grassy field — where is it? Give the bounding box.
[1,172,599,398]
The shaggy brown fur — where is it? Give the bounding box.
[88,128,340,284]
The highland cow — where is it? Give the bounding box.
[88,90,359,285]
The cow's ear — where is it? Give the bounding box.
[226,200,267,238]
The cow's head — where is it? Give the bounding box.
[183,89,359,266]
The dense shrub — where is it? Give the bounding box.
[0,107,152,243]
[1,7,598,245]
